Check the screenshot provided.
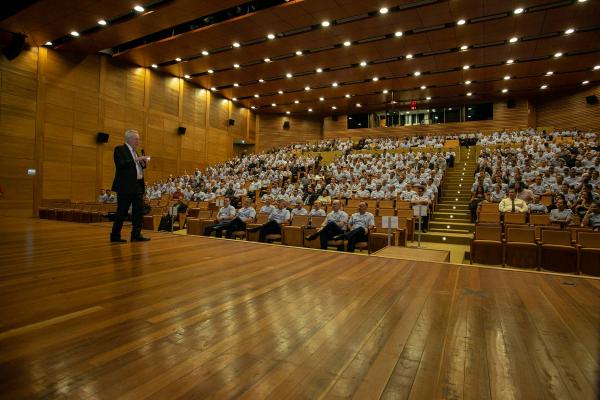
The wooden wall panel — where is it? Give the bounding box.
[209,96,229,131]
[256,114,322,151]
[248,111,256,142]
[536,85,600,131]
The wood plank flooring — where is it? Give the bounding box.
[0,217,598,399]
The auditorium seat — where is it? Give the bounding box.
[479,203,498,214]
[504,227,538,269]
[529,214,550,226]
[470,225,503,265]
[577,232,600,276]
[395,200,411,210]
[282,215,310,247]
[539,230,578,273]
[504,212,526,225]
[246,213,270,242]
[478,212,500,224]
[378,199,394,209]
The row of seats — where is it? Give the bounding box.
[39,201,116,223]
[470,224,599,276]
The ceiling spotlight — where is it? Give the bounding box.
[332,106,337,110]
[390,100,396,104]
[360,61,367,67]
[201,50,209,56]
[254,94,260,98]
[70,31,79,37]
[233,83,239,87]
[98,19,107,26]
[174,57,182,62]
[251,106,256,109]
[466,92,472,96]
[395,31,403,37]
[565,28,574,35]
[211,87,217,91]
[406,54,413,59]
[232,97,237,101]
[380,7,389,14]
[207,69,214,74]
[546,71,554,76]
[271,103,277,107]
[151,64,158,68]
[382,89,389,94]
[319,97,325,101]
[540,84,548,89]
[457,19,466,25]
[463,65,470,70]
[267,33,276,40]
[594,65,600,70]
[184,74,191,79]
[502,88,508,93]
[332,82,338,87]
[294,100,300,103]
[321,21,330,27]
[504,75,511,80]
[278,90,284,94]
[286,111,290,114]
[356,103,362,107]
[305,86,311,91]
[372,77,379,81]
[554,52,563,58]
[465,80,471,85]
[316,68,323,73]
[509,37,518,43]
[426,96,431,100]
[506,59,514,64]
[345,94,351,98]
[134,5,144,12]
[264,58,272,64]
[582,80,589,85]
[308,108,313,112]
[259,78,265,83]
[286,73,293,78]
[44,41,52,46]
[420,85,426,90]
[343,41,351,47]
[232,42,240,48]
[514,7,524,14]
[578,0,587,2]
[414,71,421,76]
[460,45,468,51]
[232,64,239,69]
[296,50,303,56]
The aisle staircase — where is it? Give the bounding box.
[419,146,478,245]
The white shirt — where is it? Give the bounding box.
[126,143,143,179]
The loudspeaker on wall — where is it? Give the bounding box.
[96,132,109,144]
[506,99,516,108]
[283,121,290,129]
[586,95,598,105]
[228,119,235,126]
[177,126,187,135]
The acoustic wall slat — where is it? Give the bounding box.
[536,86,600,131]
[256,115,322,151]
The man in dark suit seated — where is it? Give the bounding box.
[110,129,151,243]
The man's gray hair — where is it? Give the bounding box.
[124,129,139,142]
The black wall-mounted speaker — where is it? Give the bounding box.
[506,99,516,109]
[283,121,290,129]
[586,95,598,104]
[96,132,109,143]
[332,115,338,121]
[1,32,26,61]
[228,119,235,126]
[177,126,187,135]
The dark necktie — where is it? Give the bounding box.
[511,199,515,212]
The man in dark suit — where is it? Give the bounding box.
[110,129,151,243]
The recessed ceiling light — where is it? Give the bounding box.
[184,74,190,79]
[372,77,379,81]
[175,57,182,62]
[594,65,600,70]
[207,69,214,74]
[232,42,240,48]
[286,111,290,114]
[565,28,575,35]
[271,103,277,107]
[44,41,52,46]
[343,41,351,47]
[264,58,272,64]
[98,19,107,26]
[70,31,79,37]
[233,83,239,87]
[308,108,313,112]
[356,103,362,107]
[465,80,471,85]
[319,97,325,101]
[514,7,524,14]
[294,100,300,103]
[554,52,563,58]
[460,45,468,51]
[382,89,389,94]
[133,5,144,12]
[390,100,396,104]
[578,0,587,2]
[259,78,265,83]
[502,88,508,93]
[426,96,431,100]
[466,92,472,96]
[379,7,389,14]
[395,31,403,37]
[296,50,303,56]
[506,59,514,64]
[232,97,237,101]
[316,68,323,73]
[509,37,518,43]
[267,33,276,40]
[254,94,260,98]
[344,94,351,98]
[504,75,511,80]
[211,87,217,91]
[546,71,554,76]
[414,71,421,76]
[420,85,426,90]
[540,84,548,89]
[406,54,413,59]
[582,80,589,85]
[360,61,367,67]
[332,106,337,110]
[201,50,209,56]
[286,73,293,78]
[278,90,283,94]
[457,19,466,25]
[305,86,311,91]
[233,64,240,68]
[321,21,330,27]
[151,64,158,68]
[332,82,338,87]
[463,65,470,70]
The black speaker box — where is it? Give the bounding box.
[586,95,598,105]
[177,126,187,135]
[332,115,338,121]
[96,132,109,143]
[228,119,235,126]
[506,99,516,108]
[283,121,290,129]
[1,32,25,61]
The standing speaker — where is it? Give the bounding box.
[96,132,109,143]
[586,95,598,104]
[228,119,235,126]
[177,126,186,135]
[283,121,290,129]
[506,99,516,108]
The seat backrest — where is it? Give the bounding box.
[198,210,212,219]
[378,208,396,217]
[540,194,553,206]
[346,199,361,208]
[478,212,500,223]
[291,215,309,227]
[256,212,270,224]
[578,232,600,248]
[570,227,591,242]
[396,200,411,209]
[397,209,414,219]
[378,199,394,209]
[541,229,572,246]
[475,225,501,241]
[310,215,326,227]
[397,217,409,229]
[198,201,209,210]
[504,212,526,224]
[506,227,536,243]
[529,214,550,226]
[480,203,498,213]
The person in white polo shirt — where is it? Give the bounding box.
[219,198,256,239]
[305,199,348,250]
[203,197,236,236]
[248,199,291,242]
[334,201,375,252]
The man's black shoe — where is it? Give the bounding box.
[111,237,127,243]
[131,236,151,242]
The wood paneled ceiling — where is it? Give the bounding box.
[2,0,600,116]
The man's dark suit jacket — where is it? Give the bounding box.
[111,144,145,194]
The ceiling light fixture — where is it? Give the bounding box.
[308,108,313,112]
[321,21,330,27]
[502,88,508,93]
[98,19,107,26]
[296,50,303,56]
[426,96,431,100]
[406,54,413,59]
[286,73,293,78]
[466,92,472,96]
[343,41,351,47]
[232,97,237,101]
[395,31,403,37]
[565,28,574,35]
[267,33,275,40]
[278,90,283,94]
[233,83,239,87]
[540,84,548,89]
[382,89,389,94]
[134,5,144,12]
[380,7,389,14]
[420,85,426,89]
[582,80,589,85]
[463,65,470,70]
[345,94,351,98]
[414,71,421,76]
[546,71,554,76]
[151,64,158,68]
[305,86,311,91]
[594,65,600,70]
[460,45,468,51]
[184,74,190,79]
[465,80,471,85]
[372,77,379,81]
[211,87,217,91]
[554,52,563,58]
[207,69,214,74]
[271,103,277,107]
[509,37,518,43]
[264,58,271,63]
[201,50,209,56]
[360,61,367,67]
[233,64,240,68]
[356,103,362,107]
[175,57,182,62]
[332,106,337,110]
[457,19,466,25]
[70,31,79,37]
[319,97,325,101]
[332,82,338,87]
[316,68,323,73]
[506,59,514,64]
[294,100,300,103]
[514,7,524,14]
[504,75,511,80]
[259,78,265,83]
[232,42,240,48]
[254,94,260,98]
[45,41,52,46]
[286,111,290,114]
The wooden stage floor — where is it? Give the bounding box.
[0,217,598,399]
